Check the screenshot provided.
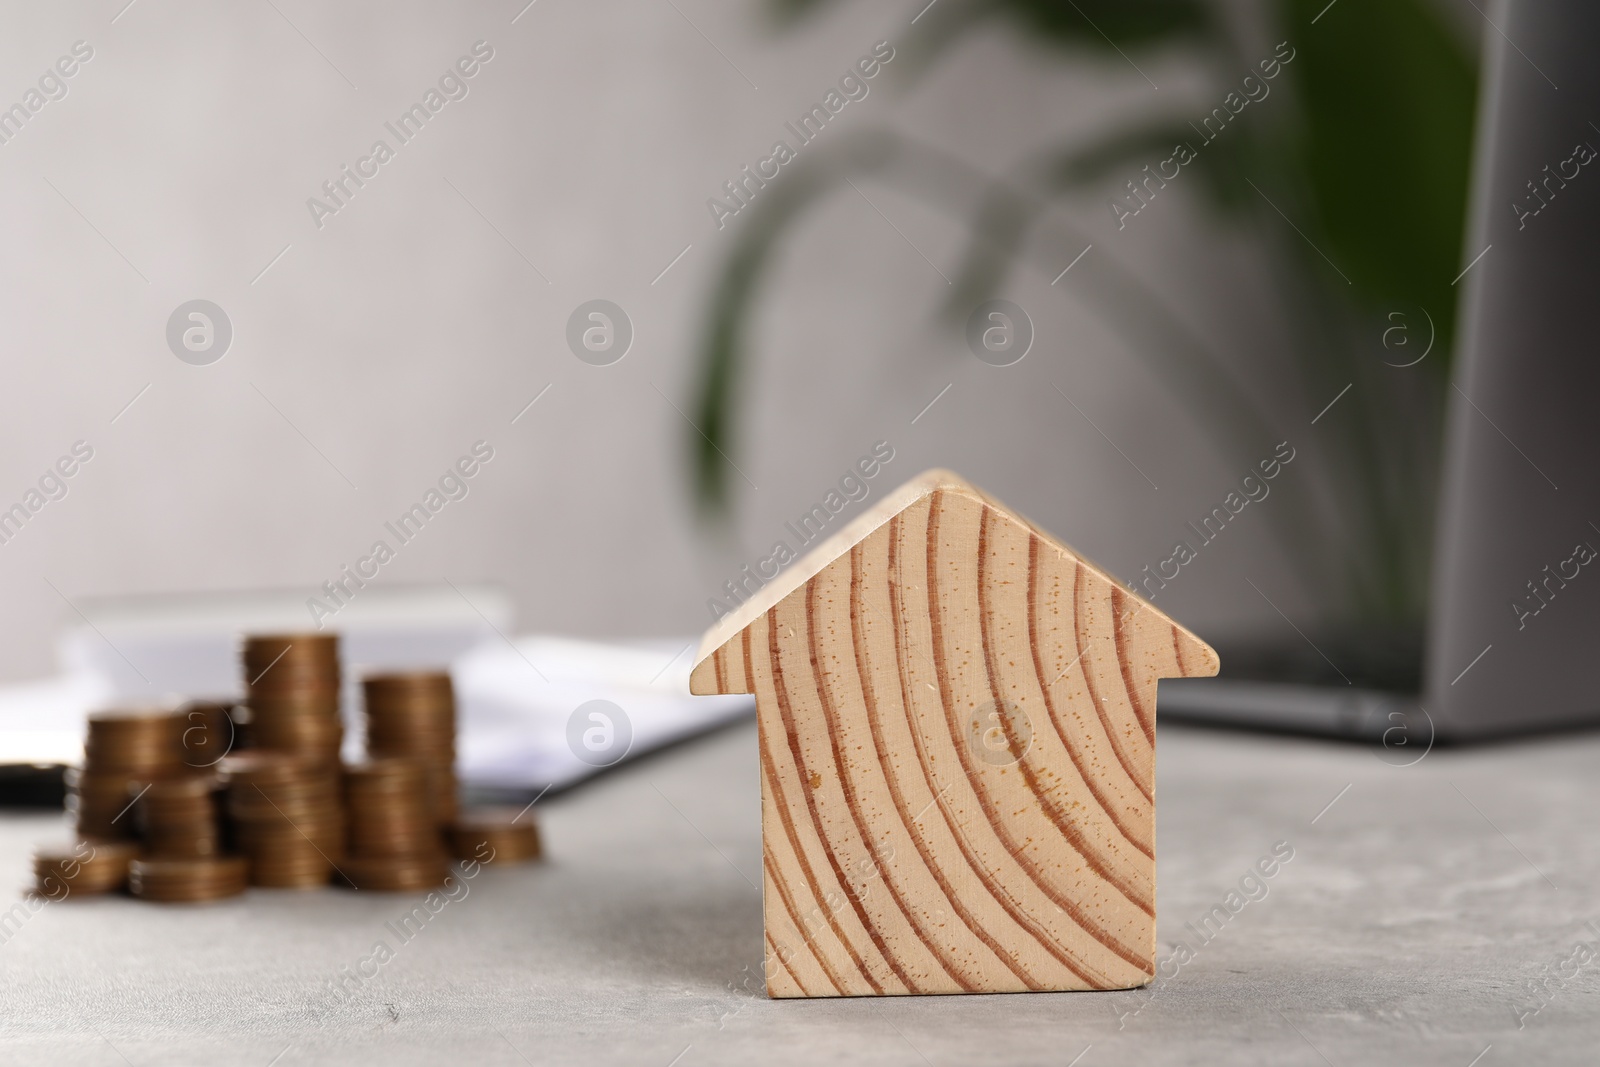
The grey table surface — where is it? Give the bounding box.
[0,718,1596,1066]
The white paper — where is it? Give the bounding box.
[454,635,752,790]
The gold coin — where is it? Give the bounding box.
[34,840,141,896]
[448,808,541,864]
[128,855,248,902]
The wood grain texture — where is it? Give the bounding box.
[691,470,1219,997]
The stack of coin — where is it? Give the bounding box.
[341,759,448,891]
[70,709,187,840]
[223,753,341,888]
[33,840,141,897]
[362,672,458,824]
[136,774,223,857]
[128,856,247,902]
[447,808,541,865]
[242,634,343,768]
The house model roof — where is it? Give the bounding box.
[692,469,1216,688]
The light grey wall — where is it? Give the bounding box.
[0,0,1321,683]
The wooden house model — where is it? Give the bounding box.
[690,469,1219,997]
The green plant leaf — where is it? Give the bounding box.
[1277,0,1477,374]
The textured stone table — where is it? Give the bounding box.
[0,719,1596,1065]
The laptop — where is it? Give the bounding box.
[1160,0,1600,744]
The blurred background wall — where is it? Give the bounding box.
[0,1,1477,684]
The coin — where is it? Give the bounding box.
[248,707,343,763]
[83,707,187,771]
[223,751,344,887]
[34,840,141,897]
[136,774,224,857]
[362,672,458,825]
[241,633,339,674]
[67,768,176,841]
[128,855,248,902]
[242,635,343,771]
[448,808,541,865]
[41,637,508,904]
[337,851,450,892]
